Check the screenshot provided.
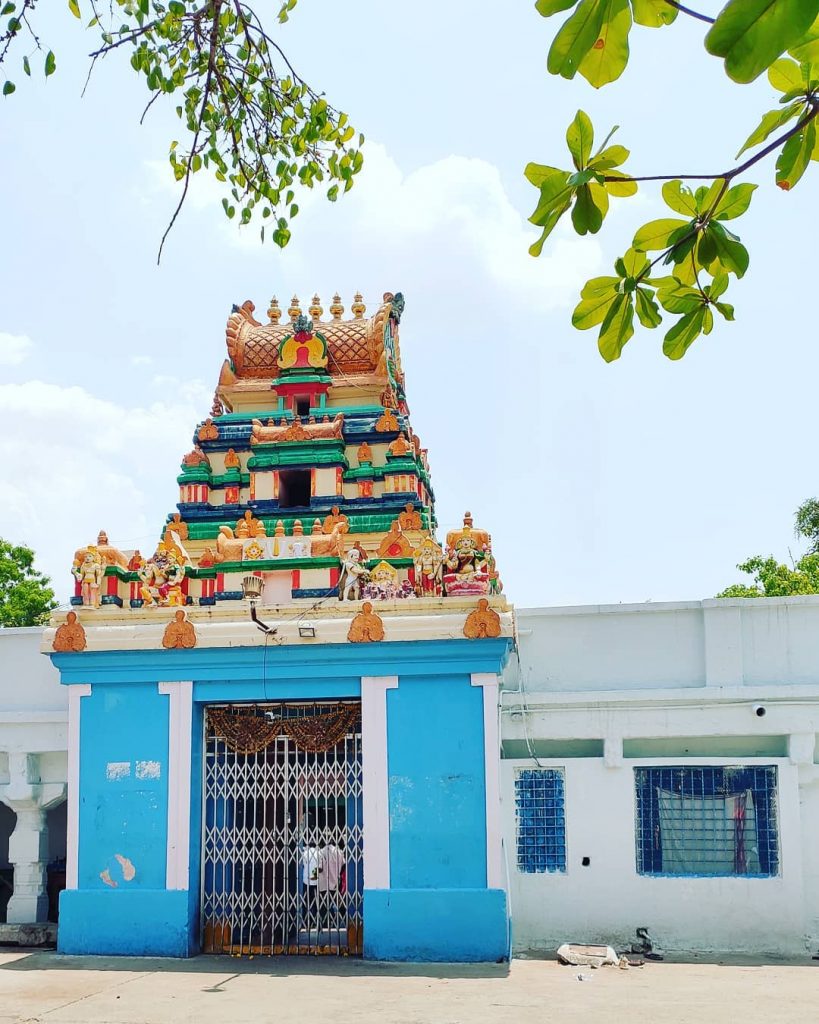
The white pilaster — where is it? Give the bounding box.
[66,684,92,890]
[472,672,503,889]
[0,753,66,922]
[158,681,194,890]
[361,675,398,889]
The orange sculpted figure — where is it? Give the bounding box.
[197,418,219,441]
[53,612,87,652]
[378,520,411,557]
[322,505,349,534]
[236,510,266,538]
[164,513,189,543]
[347,602,385,643]
[224,448,241,469]
[162,610,197,649]
[398,503,422,530]
[375,407,399,433]
[357,441,373,464]
[388,433,411,457]
[463,598,501,639]
[127,550,144,572]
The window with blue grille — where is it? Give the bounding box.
[514,769,567,874]
[634,765,779,878]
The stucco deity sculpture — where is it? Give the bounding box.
[162,610,197,649]
[463,598,501,639]
[236,510,266,538]
[53,611,87,652]
[322,506,349,534]
[72,546,105,608]
[398,503,422,531]
[138,545,186,607]
[214,526,244,563]
[412,536,444,597]
[347,602,385,643]
[338,544,369,601]
[442,512,491,596]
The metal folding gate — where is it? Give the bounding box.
[201,701,363,956]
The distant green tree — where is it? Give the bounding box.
[718,498,819,597]
[0,539,57,626]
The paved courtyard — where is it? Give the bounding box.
[0,951,816,1024]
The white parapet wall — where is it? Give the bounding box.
[501,598,819,957]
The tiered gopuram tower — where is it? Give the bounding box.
[47,291,514,963]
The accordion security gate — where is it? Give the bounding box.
[202,701,364,956]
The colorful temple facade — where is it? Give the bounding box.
[44,291,514,961]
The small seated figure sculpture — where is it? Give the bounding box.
[224,448,241,469]
[388,433,411,457]
[162,609,197,649]
[378,520,411,557]
[322,506,349,534]
[398,503,422,531]
[357,441,373,465]
[138,545,186,607]
[347,602,385,643]
[443,535,489,596]
[197,418,219,441]
[53,611,87,652]
[463,598,501,639]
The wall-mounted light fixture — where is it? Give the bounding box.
[241,574,276,636]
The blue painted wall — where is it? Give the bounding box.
[387,674,487,888]
[78,682,169,890]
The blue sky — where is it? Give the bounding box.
[1,2,816,607]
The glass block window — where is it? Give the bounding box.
[635,765,779,878]
[515,768,567,874]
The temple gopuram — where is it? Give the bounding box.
[45,291,514,962]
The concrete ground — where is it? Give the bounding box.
[0,950,816,1024]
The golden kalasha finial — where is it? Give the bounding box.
[351,291,366,319]
[330,293,344,320]
[267,296,282,323]
[309,293,323,321]
[288,295,301,322]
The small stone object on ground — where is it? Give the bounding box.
[557,943,619,968]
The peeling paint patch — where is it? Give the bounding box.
[135,760,161,780]
[115,854,136,881]
[106,761,131,781]
[100,869,117,888]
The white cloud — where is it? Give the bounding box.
[0,332,33,366]
[139,141,603,310]
[0,379,211,602]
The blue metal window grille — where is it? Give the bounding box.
[515,769,567,874]
[635,766,779,878]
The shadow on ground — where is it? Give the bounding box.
[0,949,511,979]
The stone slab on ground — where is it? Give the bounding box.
[0,950,816,1024]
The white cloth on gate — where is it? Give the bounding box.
[318,844,344,892]
[302,846,319,885]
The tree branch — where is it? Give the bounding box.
[664,0,715,24]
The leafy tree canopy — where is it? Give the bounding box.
[1,0,363,260]
[529,0,819,361]
[717,497,819,597]
[0,539,58,627]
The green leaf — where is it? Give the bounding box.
[775,119,816,188]
[529,170,574,225]
[714,301,736,320]
[589,143,629,169]
[571,184,604,234]
[22,55,29,76]
[662,181,698,216]
[580,275,620,298]
[602,170,638,195]
[547,0,607,81]
[573,288,619,330]
[656,280,702,314]
[566,109,594,169]
[577,0,632,88]
[633,217,689,251]
[663,309,705,359]
[708,221,750,277]
[536,0,578,15]
[597,293,635,362]
[789,15,819,60]
[44,50,56,77]
[630,0,677,25]
[705,0,819,84]
[68,0,80,17]
[714,182,757,220]
[768,56,803,90]
[708,272,730,299]
[0,3,14,15]
[697,227,718,266]
[619,246,650,277]
[524,162,566,186]
[635,286,662,328]
[2,80,15,96]
[736,102,803,156]
[529,197,573,255]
